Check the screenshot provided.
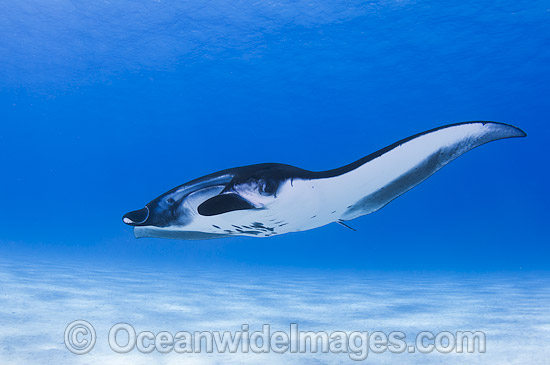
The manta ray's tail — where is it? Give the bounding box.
[335,121,526,220]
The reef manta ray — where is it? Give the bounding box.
[123,121,525,240]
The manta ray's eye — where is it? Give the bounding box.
[258,179,278,196]
[166,197,175,205]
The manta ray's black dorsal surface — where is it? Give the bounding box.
[123,121,526,240]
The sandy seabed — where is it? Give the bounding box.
[0,258,548,364]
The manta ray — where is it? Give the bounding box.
[123,121,525,240]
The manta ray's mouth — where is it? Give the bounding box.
[122,206,149,226]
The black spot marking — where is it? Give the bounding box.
[232,225,241,229]
[236,229,262,235]
[310,215,317,219]
[251,222,274,232]
[212,225,221,229]
[331,210,336,214]
[224,230,233,233]
[279,223,288,227]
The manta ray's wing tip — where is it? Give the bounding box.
[482,121,526,138]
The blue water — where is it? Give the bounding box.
[0,0,549,363]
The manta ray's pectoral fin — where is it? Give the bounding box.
[197,193,256,216]
[336,121,526,220]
